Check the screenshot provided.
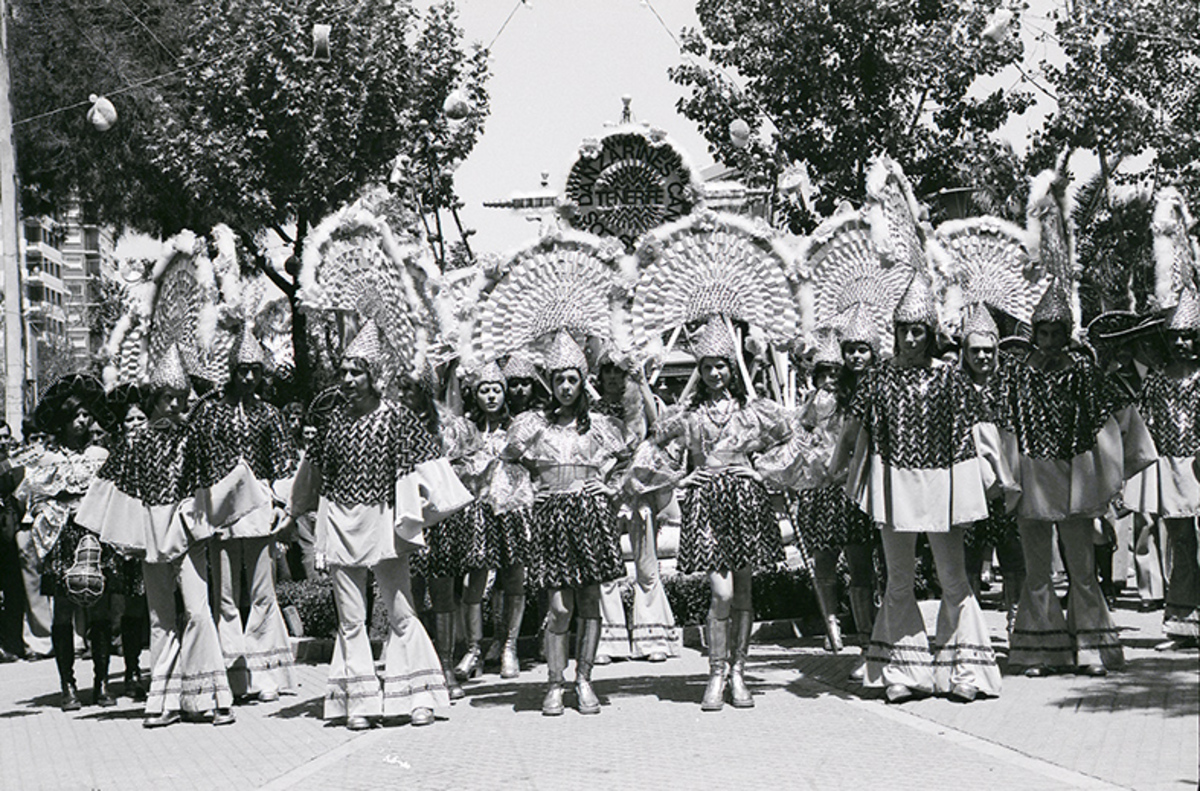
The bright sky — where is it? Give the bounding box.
[117,0,1076,261]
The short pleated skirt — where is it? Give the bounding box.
[679,472,785,574]
[424,500,531,578]
[790,485,851,553]
[528,492,624,589]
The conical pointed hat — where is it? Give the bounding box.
[1031,282,1073,331]
[233,321,267,367]
[961,302,999,341]
[472,360,506,389]
[503,354,539,381]
[1167,288,1200,332]
[543,330,588,374]
[343,318,385,384]
[840,302,881,351]
[148,344,191,392]
[690,319,738,361]
[893,271,938,327]
[811,333,843,368]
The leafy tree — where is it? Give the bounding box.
[670,0,1033,231]
[11,0,489,394]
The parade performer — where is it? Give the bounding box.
[833,273,1004,703]
[430,361,534,691]
[759,334,851,651]
[1000,283,1156,676]
[506,331,630,716]
[188,325,296,701]
[958,306,1026,633]
[15,375,117,710]
[655,320,790,711]
[78,346,234,727]
[290,320,459,730]
[593,357,679,663]
[1126,290,1200,650]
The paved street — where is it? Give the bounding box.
[0,595,1194,791]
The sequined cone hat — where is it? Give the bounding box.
[543,330,588,374]
[1031,282,1073,332]
[473,360,506,390]
[811,333,843,368]
[233,321,267,368]
[149,343,190,392]
[961,302,1000,341]
[839,302,881,352]
[1166,288,1200,332]
[343,318,386,385]
[503,354,539,381]
[690,319,738,361]
[893,271,939,328]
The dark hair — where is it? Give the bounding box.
[52,394,91,442]
[506,376,547,414]
[544,369,591,434]
[401,377,440,435]
[690,357,747,408]
[467,382,511,432]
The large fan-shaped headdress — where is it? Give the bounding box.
[1152,187,1200,311]
[472,232,626,365]
[932,216,1045,335]
[101,230,218,391]
[630,211,800,350]
[300,201,441,389]
[801,204,913,353]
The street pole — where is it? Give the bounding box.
[0,0,26,437]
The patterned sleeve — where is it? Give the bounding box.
[393,403,441,475]
[846,368,875,424]
[652,404,691,446]
[265,404,298,482]
[747,397,792,452]
[504,411,544,463]
[440,412,480,460]
[92,431,138,497]
[180,400,212,494]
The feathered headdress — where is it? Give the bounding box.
[631,211,800,351]
[961,302,1000,341]
[931,216,1043,333]
[811,332,843,368]
[1152,187,1200,310]
[865,155,927,273]
[1026,169,1080,335]
[473,232,625,366]
[802,205,910,354]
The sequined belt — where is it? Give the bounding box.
[538,464,601,492]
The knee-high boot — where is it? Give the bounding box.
[701,615,729,712]
[52,622,80,711]
[121,615,145,701]
[434,612,464,701]
[728,610,755,708]
[815,579,844,652]
[542,628,569,716]
[575,618,601,715]
[454,603,483,681]
[500,594,525,679]
[89,620,116,707]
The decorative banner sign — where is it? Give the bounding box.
[562,129,700,251]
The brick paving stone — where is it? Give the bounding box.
[0,591,1193,791]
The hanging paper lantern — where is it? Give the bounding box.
[87,95,117,132]
[443,89,474,121]
[312,24,332,62]
[729,118,751,149]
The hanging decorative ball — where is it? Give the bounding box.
[87,95,117,132]
[729,118,751,149]
[312,24,332,62]
[443,89,474,121]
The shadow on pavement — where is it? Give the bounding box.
[268,694,325,721]
[1044,654,1200,718]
